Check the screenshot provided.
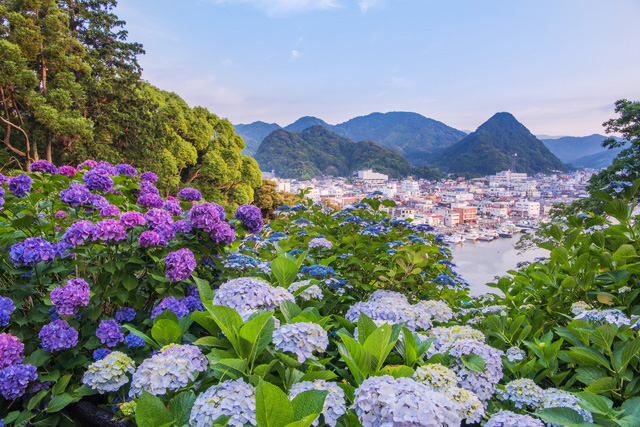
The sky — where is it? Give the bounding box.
[114,0,640,136]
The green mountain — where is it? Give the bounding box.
[234,121,281,157]
[335,112,467,165]
[432,112,567,175]
[254,126,412,180]
[541,134,624,169]
[284,116,337,133]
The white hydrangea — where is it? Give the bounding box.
[213,277,295,321]
[419,300,453,323]
[444,386,484,424]
[481,305,508,316]
[272,322,329,363]
[413,364,458,391]
[352,376,461,427]
[346,290,432,331]
[571,301,591,315]
[129,344,208,396]
[499,378,545,409]
[289,380,346,427]
[448,338,504,402]
[189,379,256,427]
[82,351,135,393]
[288,280,323,301]
[308,237,333,249]
[425,325,486,357]
[485,410,544,427]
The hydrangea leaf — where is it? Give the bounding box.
[255,379,295,427]
[291,389,328,422]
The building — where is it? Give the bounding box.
[357,169,388,182]
[453,206,477,224]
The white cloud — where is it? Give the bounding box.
[216,0,341,16]
[290,50,302,61]
[358,0,384,13]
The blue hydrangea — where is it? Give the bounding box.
[39,320,79,351]
[96,320,124,347]
[289,380,346,427]
[499,378,545,409]
[93,348,112,361]
[539,388,593,425]
[151,296,189,319]
[574,309,631,327]
[125,333,145,348]
[190,379,256,427]
[485,410,544,427]
[9,237,56,267]
[212,277,294,321]
[506,346,526,362]
[272,322,329,363]
[0,363,37,399]
[0,297,15,327]
[115,307,136,323]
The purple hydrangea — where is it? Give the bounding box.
[164,199,183,216]
[137,193,165,209]
[96,320,124,347]
[234,204,263,233]
[138,231,160,248]
[58,165,76,177]
[0,364,37,400]
[0,187,4,198]
[39,320,79,351]
[84,167,113,193]
[0,297,16,327]
[144,209,174,229]
[115,307,136,323]
[100,204,121,217]
[181,295,204,313]
[151,296,189,319]
[92,219,127,242]
[137,181,160,197]
[178,188,202,202]
[93,348,112,361]
[90,194,109,209]
[0,333,24,369]
[62,221,95,246]
[172,219,193,234]
[52,241,73,259]
[9,237,56,267]
[119,211,145,229]
[96,161,117,174]
[50,278,90,317]
[188,203,222,232]
[55,210,68,218]
[125,333,145,348]
[164,248,197,282]
[154,224,175,246]
[140,171,158,183]
[31,160,58,174]
[114,164,137,176]
[211,221,236,245]
[0,174,8,185]
[60,183,93,206]
[77,160,97,170]
[8,174,33,198]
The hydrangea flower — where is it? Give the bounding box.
[140,171,158,183]
[137,193,165,209]
[506,347,526,362]
[443,386,484,424]
[425,325,486,356]
[499,378,545,409]
[164,199,183,216]
[352,376,461,427]
[96,320,124,347]
[93,348,112,360]
[77,159,98,170]
[119,211,145,229]
[211,221,236,245]
[115,307,136,323]
[448,338,504,402]
[138,231,160,247]
[485,410,544,427]
[84,167,113,193]
[181,296,204,313]
[234,204,263,233]
[482,305,508,316]
[50,278,90,317]
[178,187,202,201]
[90,194,109,209]
[308,237,332,249]
[31,160,58,174]
[164,248,196,282]
[58,165,76,176]
[188,203,222,232]
[575,309,631,327]
[289,381,346,427]
[151,297,189,319]
[144,208,174,229]
[62,221,95,245]
[539,388,593,425]
[419,300,454,323]
[136,181,159,197]
[190,379,256,427]
[9,237,56,267]
[288,280,323,301]
[0,298,16,327]
[212,277,294,321]
[272,322,329,363]
[0,363,37,399]
[300,265,336,279]
[130,344,207,396]
[92,219,127,242]
[39,319,79,351]
[0,333,24,369]
[125,333,145,348]
[413,364,459,392]
[346,290,432,331]
[8,174,32,198]
[173,219,193,234]
[100,204,121,217]
[114,164,137,176]
[82,351,135,393]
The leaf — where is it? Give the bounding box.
[51,375,71,396]
[357,313,378,344]
[193,336,231,348]
[613,244,637,260]
[621,338,640,370]
[255,379,295,427]
[23,349,51,367]
[377,365,415,378]
[585,377,617,394]
[568,347,610,369]
[207,305,244,341]
[46,393,76,413]
[596,294,614,305]
[461,354,486,374]
[291,389,328,421]
[299,370,338,382]
[576,391,611,415]
[194,277,214,302]
[550,224,564,242]
[622,397,640,419]
[590,324,615,350]
[536,407,587,426]
[122,325,159,350]
[191,310,221,336]
[604,199,631,222]
[169,391,197,427]
[238,312,275,363]
[575,367,606,386]
[151,319,182,346]
[272,256,300,288]
[136,391,172,427]
[280,300,302,324]
[284,415,319,427]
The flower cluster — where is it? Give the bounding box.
[10,237,56,267]
[0,364,37,400]
[82,351,135,393]
[130,345,207,396]
[539,388,593,425]
[308,237,332,249]
[189,379,256,427]
[419,300,454,323]
[164,248,196,282]
[100,204,120,217]
[92,219,127,242]
[151,297,189,319]
[60,183,93,206]
[140,171,157,182]
[31,160,59,174]
[84,167,113,193]
[346,290,432,331]
[50,278,90,317]
[137,193,165,209]
[234,204,263,233]
[178,187,202,201]
[115,307,136,323]
[0,333,24,369]
[0,298,15,327]
[288,280,323,301]
[413,364,459,392]
[188,203,222,232]
[96,320,124,347]
[138,231,160,247]
[210,221,236,245]
[575,309,631,326]
[8,174,32,198]
[119,211,145,229]
[114,164,137,176]
[272,322,329,363]
[425,325,486,356]
[39,319,79,351]
[212,278,295,320]
[506,347,526,362]
[448,338,504,402]
[352,376,461,427]
[485,410,544,427]
[125,333,145,348]
[289,380,346,427]
[499,378,545,409]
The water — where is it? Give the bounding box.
[448,235,548,296]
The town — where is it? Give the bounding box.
[262,168,594,243]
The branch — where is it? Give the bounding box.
[186,166,202,184]
[0,116,28,157]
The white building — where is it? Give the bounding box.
[357,169,388,182]
[489,170,528,187]
[514,201,541,218]
[401,179,420,195]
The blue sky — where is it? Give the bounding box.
[115,0,640,136]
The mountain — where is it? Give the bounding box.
[254,126,412,180]
[284,116,337,133]
[334,112,467,165]
[432,112,567,175]
[234,121,282,156]
[541,134,624,169]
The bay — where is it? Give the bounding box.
[448,235,548,296]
